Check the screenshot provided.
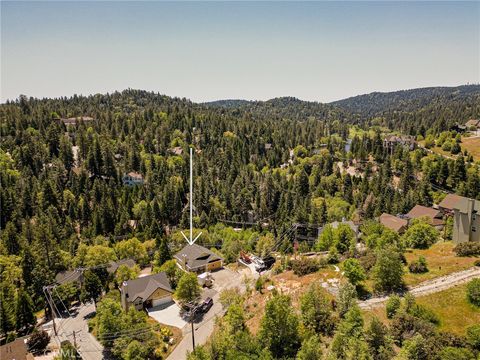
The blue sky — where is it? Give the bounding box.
[1,1,479,103]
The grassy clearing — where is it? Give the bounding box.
[461,136,480,161]
[403,241,478,287]
[416,283,480,335]
[418,135,480,161]
[363,283,480,336]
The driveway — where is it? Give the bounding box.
[147,302,188,328]
[167,267,251,360]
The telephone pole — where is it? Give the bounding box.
[190,305,197,352]
[43,286,57,336]
[72,330,77,348]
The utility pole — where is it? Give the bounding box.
[190,147,193,243]
[72,330,77,348]
[190,307,196,351]
[44,286,57,336]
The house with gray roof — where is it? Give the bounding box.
[452,197,480,244]
[55,269,84,286]
[174,244,223,273]
[120,272,173,311]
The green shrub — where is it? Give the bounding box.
[290,257,321,276]
[408,256,428,273]
[358,252,376,272]
[466,278,480,307]
[410,304,440,325]
[385,295,401,319]
[474,259,480,267]
[327,246,339,264]
[255,276,265,292]
[454,242,480,257]
[466,324,480,350]
[438,347,474,360]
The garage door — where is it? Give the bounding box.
[151,296,173,308]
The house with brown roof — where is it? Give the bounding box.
[379,213,408,234]
[452,197,480,244]
[438,194,466,214]
[120,272,173,311]
[174,244,223,273]
[122,171,144,186]
[406,205,445,230]
[0,338,34,360]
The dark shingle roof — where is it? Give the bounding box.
[55,269,84,285]
[123,272,172,302]
[107,259,136,274]
[174,244,223,270]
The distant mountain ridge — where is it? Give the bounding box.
[329,84,480,118]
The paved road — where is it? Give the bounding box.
[54,302,105,360]
[359,266,480,309]
[167,267,254,360]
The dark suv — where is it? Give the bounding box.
[199,297,213,313]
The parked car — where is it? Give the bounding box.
[255,255,276,272]
[198,297,213,313]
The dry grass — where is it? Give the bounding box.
[363,283,480,336]
[403,241,478,287]
[419,136,480,162]
[461,136,480,161]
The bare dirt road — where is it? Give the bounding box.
[359,266,480,309]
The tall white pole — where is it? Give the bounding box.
[190,147,193,243]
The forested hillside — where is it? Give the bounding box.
[1,88,479,351]
[331,85,480,134]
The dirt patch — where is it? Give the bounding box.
[244,267,339,335]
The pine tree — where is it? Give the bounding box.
[15,289,36,334]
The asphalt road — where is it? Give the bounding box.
[54,302,105,360]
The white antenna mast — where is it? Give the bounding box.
[181,147,202,245]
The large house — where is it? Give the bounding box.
[120,272,173,311]
[59,116,95,126]
[122,172,144,186]
[174,244,223,273]
[451,197,480,244]
[438,193,466,214]
[383,135,417,151]
[379,213,409,234]
[406,205,445,230]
